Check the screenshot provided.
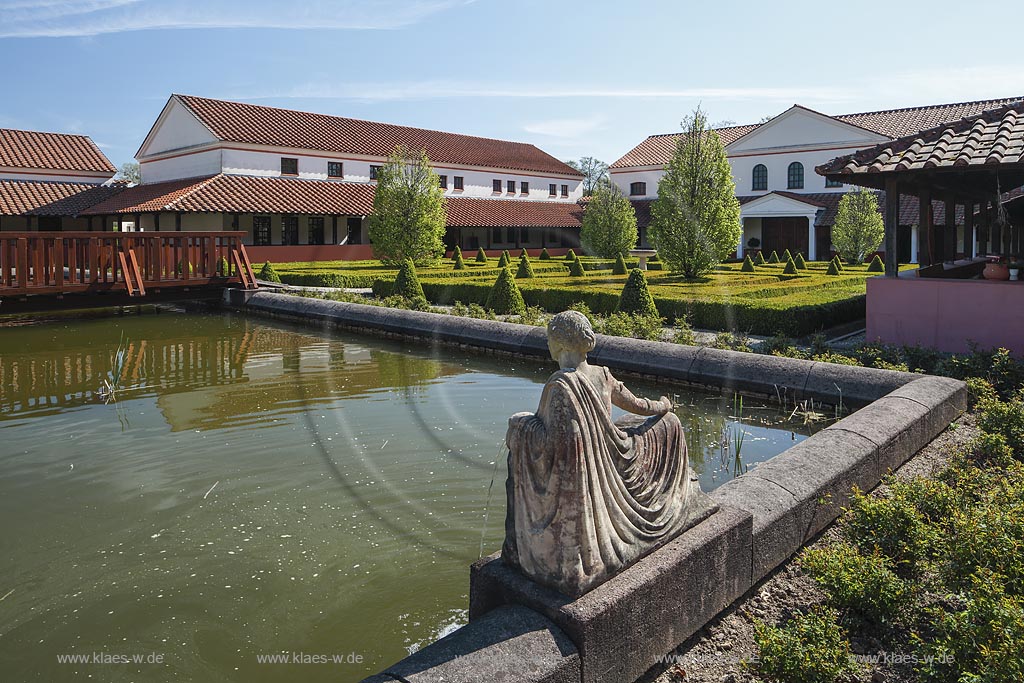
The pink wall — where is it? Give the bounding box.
[247,244,377,262]
[452,247,572,258]
[867,276,1024,355]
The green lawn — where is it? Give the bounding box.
[268,257,907,336]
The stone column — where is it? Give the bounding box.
[806,213,817,261]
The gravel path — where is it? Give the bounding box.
[640,413,977,683]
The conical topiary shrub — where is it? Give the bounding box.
[498,250,511,268]
[767,250,780,264]
[258,261,281,283]
[395,259,425,301]
[568,256,585,277]
[453,249,466,270]
[486,267,526,315]
[564,249,577,262]
[520,247,529,259]
[516,254,535,278]
[476,247,488,263]
[741,255,755,272]
[832,255,845,271]
[826,259,841,276]
[617,269,658,317]
[754,251,766,266]
[612,252,628,275]
[794,253,807,269]
[781,249,793,263]
[451,245,462,262]
[867,254,884,272]
[539,248,551,260]
[782,257,798,275]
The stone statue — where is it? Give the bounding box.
[502,311,716,597]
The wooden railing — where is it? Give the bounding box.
[0,231,257,297]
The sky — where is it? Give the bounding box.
[1,0,1023,171]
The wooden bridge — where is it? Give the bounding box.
[0,231,257,313]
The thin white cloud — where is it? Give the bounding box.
[523,115,607,140]
[244,81,853,104]
[0,0,469,37]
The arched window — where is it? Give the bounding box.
[752,164,768,191]
[787,162,804,189]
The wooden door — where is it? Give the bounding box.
[761,217,809,257]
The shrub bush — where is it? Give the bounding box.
[754,250,766,265]
[453,249,466,270]
[394,259,426,302]
[767,250,780,263]
[476,247,487,263]
[801,541,915,624]
[568,257,585,277]
[826,259,841,276]
[451,245,462,262]
[278,271,348,288]
[783,257,798,275]
[258,261,281,283]
[781,248,793,262]
[794,252,807,269]
[516,254,536,279]
[539,248,551,260]
[977,396,1024,454]
[520,247,529,258]
[612,253,628,275]
[617,269,658,317]
[741,255,755,272]
[486,267,526,315]
[598,312,663,341]
[218,256,230,276]
[843,484,937,578]
[753,607,859,683]
[498,250,511,268]
[564,248,577,262]
[867,254,884,272]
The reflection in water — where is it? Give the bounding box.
[0,310,809,682]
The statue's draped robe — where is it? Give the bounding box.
[503,365,697,597]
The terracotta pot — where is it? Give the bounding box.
[984,263,1010,281]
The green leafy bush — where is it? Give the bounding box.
[476,247,488,263]
[394,259,425,302]
[867,254,884,272]
[279,271,348,288]
[843,484,937,578]
[568,257,585,277]
[498,250,511,268]
[977,396,1024,454]
[516,254,535,279]
[453,249,466,270]
[741,255,755,272]
[520,247,529,259]
[801,541,915,623]
[451,245,462,262]
[794,252,807,269]
[258,261,281,283]
[754,250,766,265]
[783,257,798,275]
[486,267,526,315]
[539,248,551,260]
[218,256,230,276]
[612,252,628,275]
[617,269,658,317]
[966,377,999,409]
[564,248,577,262]
[753,607,859,683]
[826,259,841,276]
[767,250,780,264]
[782,248,793,262]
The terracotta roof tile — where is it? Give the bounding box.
[611,97,1024,170]
[173,95,582,178]
[818,100,1024,177]
[0,180,124,216]
[0,128,116,173]
[445,197,584,228]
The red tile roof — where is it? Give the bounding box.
[818,100,1024,177]
[611,97,1024,169]
[171,95,582,178]
[445,197,584,228]
[0,128,116,174]
[0,180,124,216]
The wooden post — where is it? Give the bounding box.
[944,196,956,261]
[979,201,990,255]
[135,213,142,233]
[918,188,932,267]
[963,201,975,259]
[884,178,899,276]
[332,216,338,245]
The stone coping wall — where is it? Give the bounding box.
[224,290,966,683]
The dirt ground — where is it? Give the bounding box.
[639,413,978,683]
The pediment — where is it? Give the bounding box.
[741,192,821,216]
[727,105,888,153]
[136,96,218,159]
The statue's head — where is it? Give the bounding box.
[547,311,596,367]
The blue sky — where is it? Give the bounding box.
[2,0,1023,171]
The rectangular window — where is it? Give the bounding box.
[561,184,569,197]
[507,180,516,194]
[308,216,325,245]
[520,181,529,194]
[630,182,647,196]
[453,176,464,190]
[493,179,502,193]
[281,157,299,175]
[439,175,448,189]
[549,183,557,196]
[506,227,516,243]
[825,178,843,188]
[253,215,271,246]
[282,215,299,245]
[369,165,382,180]
[520,227,529,243]
[327,161,343,178]
[492,227,502,243]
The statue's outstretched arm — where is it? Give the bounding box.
[611,377,672,417]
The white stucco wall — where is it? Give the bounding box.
[0,167,112,183]
[140,148,222,183]
[139,98,218,157]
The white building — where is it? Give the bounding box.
[612,97,1024,262]
[84,94,585,260]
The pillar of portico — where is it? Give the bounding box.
[806,213,817,261]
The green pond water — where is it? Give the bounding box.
[0,309,810,682]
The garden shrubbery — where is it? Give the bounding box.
[258,261,281,283]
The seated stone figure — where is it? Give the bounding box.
[502,310,715,597]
